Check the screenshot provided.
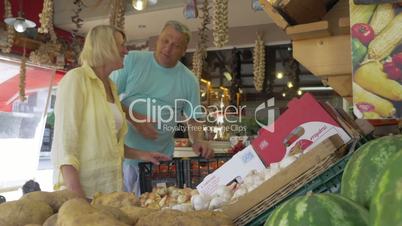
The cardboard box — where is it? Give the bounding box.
[222,135,345,225]
[252,93,351,166]
[196,145,265,196]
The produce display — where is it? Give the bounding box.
[0,189,233,225]
[351,1,402,118]
[340,135,402,208]
[369,151,402,226]
[264,193,369,226]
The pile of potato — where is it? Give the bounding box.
[0,190,233,226]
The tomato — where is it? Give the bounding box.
[351,23,375,46]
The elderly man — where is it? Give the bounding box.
[112,20,214,195]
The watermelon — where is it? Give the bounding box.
[341,135,402,209]
[369,151,402,226]
[264,193,368,226]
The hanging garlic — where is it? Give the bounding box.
[2,0,14,53]
[19,57,27,101]
[29,42,62,65]
[109,0,125,31]
[253,33,265,92]
[212,0,229,48]
[192,0,210,78]
[38,0,53,34]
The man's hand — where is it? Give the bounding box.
[138,151,171,165]
[192,141,214,159]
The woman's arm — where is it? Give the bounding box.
[60,165,86,199]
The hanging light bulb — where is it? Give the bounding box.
[132,0,147,11]
[282,92,286,97]
[276,72,283,79]
[296,89,302,96]
[13,18,27,32]
[287,81,294,88]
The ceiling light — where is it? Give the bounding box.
[276,72,283,79]
[287,81,294,88]
[282,92,286,97]
[223,71,232,81]
[4,15,36,33]
[148,0,157,5]
[132,0,147,11]
[297,89,302,96]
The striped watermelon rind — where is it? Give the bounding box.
[341,135,402,209]
[369,151,402,226]
[264,193,368,226]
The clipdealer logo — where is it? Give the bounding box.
[127,97,276,132]
[255,97,276,133]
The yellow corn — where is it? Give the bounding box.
[370,3,395,35]
[368,13,402,61]
[350,0,376,24]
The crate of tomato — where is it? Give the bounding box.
[139,159,184,193]
[182,153,233,189]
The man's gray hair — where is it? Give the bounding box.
[163,20,191,44]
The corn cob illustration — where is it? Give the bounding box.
[369,3,395,35]
[368,13,402,61]
[350,0,376,24]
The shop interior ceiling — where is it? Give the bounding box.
[53,0,274,42]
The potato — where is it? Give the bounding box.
[0,199,53,226]
[20,190,80,212]
[57,198,129,226]
[136,209,234,226]
[120,206,157,223]
[93,204,136,225]
[91,192,139,209]
[43,214,57,226]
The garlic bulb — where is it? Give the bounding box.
[208,196,227,210]
[212,0,229,48]
[191,193,211,210]
[171,203,194,212]
[232,185,248,200]
[1,0,14,53]
[214,185,233,202]
[279,155,297,169]
[253,33,265,92]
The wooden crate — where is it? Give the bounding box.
[222,134,347,225]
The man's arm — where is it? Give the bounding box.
[187,119,214,159]
[124,145,170,165]
[121,105,158,140]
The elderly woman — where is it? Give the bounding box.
[52,25,169,199]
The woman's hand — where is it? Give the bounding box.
[60,165,87,199]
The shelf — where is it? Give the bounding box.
[286,20,331,41]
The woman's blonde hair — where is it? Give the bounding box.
[79,25,126,67]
